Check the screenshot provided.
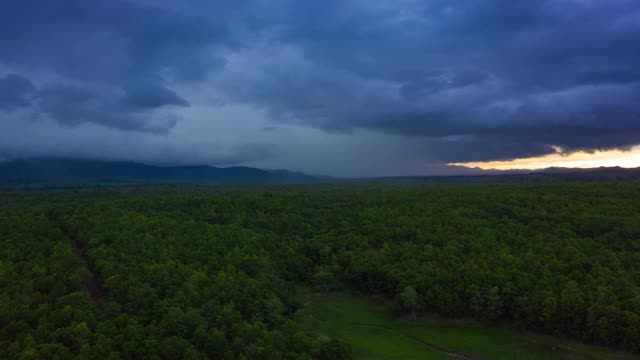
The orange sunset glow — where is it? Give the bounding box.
[450,146,640,171]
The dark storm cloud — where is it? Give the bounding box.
[122,83,189,109]
[0,0,228,82]
[0,74,35,110]
[36,83,185,132]
[0,0,207,132]
[212,0,640,162]
[1,0,640,165]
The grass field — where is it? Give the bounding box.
[296,292,640,360]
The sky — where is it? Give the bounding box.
[450,146,640,171]
[1,0,640,177]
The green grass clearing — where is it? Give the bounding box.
[296,292,640,360]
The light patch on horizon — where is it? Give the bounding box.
[449,146,640,170]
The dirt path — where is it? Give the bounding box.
[46,213,107,300]
[70,232,107,300]
[350,322,481,360]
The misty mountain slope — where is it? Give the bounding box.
[0,158,319,186]
[3,158,640,189]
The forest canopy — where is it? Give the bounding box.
[1,182,640,358]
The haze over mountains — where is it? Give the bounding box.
[0,158,319,187]
[2,158,640,188]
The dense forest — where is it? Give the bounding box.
[1,182,640,358]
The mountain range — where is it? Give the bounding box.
[0,158,319,187]
[2,158,640,189]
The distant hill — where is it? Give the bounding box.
[2,158,640,189]
[0,158,320,188]
[366,166,640,184]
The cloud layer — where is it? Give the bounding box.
[1,0,639,174]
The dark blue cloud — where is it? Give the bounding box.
[0,0,206,132]
[36,83,181,132]
[0,0,227,82]
[0,74,35,110]
[122,83,189,109]
[1,0,640,164]
[214,0,640,161]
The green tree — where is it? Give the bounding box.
[399,286,419,320]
